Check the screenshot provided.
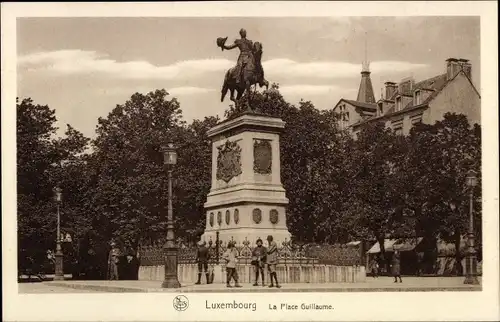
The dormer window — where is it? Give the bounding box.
[343,111,350,121]
[338,104,349,130]
[395,96,402,111]
[414,90,422,105]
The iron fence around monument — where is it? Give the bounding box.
[138,239,364,267]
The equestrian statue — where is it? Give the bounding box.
[217,28,269,109]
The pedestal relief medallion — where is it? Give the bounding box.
[253,208,262,224]
[209,212,214,227]
[269,209,279,224]
[217,211,222,225]
[225,210,230,225]
[253,139,272,175]
[216,140,242,183]
[234,209,239,224]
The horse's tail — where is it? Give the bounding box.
[221,70,230,102]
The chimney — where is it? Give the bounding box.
[446,58,460,80]
[384,82,397,100]
[398,77,414,95]
[458,58,472,78]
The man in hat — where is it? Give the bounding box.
[251,238,267,286]
[195,240,211,285]
[123,249,140,280]
[219,28,255,85]
[266,235,281,288]
[107,240,121,280]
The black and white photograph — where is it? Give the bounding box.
[2,2,499,322]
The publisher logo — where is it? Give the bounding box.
[173,295,189,312]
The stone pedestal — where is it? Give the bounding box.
[201,113,291,245]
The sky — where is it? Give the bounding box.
[17,16,480,138]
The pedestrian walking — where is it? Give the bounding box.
[391,250,402,283]
[251,238,267,286]
[222,241,242,288]
[195,240,211,285]
[416,251,424,276]
[266,235,281,288]
[370,257,379,278]
[123,249,140,280]
[107,241,121,280]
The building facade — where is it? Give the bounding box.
[333,58,481,136]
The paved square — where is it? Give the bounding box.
[19,277,481,293]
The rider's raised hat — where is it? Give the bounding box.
[216,37,228,48]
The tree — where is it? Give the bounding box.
[17,98,59,257]
[173,116,219,241]
[88,90,184,246]
[87,89,217,247]
[405,114,481,274]
[17,98,91,268]
[341,121,408,265]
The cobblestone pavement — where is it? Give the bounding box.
[19,276,481,293]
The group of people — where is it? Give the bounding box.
[107,240,140,280]
[195,235,281,288]
[369,249,403,283]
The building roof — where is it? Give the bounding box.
[343,99,377,110]
[352,70,479,128]
[356,70,376,104]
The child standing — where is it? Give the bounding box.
[222,241,242,288]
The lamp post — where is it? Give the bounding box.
[160,143,181,288]
[53,187,64,281]
[464,169,479,285]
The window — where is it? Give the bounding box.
[338,104,349,130]
[392,119,404,135]
[395,96,402,111]
[411,113,423,125]
[344,112,350,121]
[411,117,422,125]
[414,90,421,105]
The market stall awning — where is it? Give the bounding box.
[366,239,398,254]
[393,237,423,252]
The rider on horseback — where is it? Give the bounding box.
[219,28,255,85]
[217,29,269,106]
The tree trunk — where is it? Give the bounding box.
[423,234,438,275]
[376,234,387,274]
[454,229,462,276]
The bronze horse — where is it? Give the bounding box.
[220,42,269,106]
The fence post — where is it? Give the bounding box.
[216,231,219,265]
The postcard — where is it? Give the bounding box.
[2,2,499,321]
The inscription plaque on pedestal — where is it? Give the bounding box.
[254,139,272,174]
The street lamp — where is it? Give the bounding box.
[53,187,64,281]
[160,142,181,288]
[464,169,479,285]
